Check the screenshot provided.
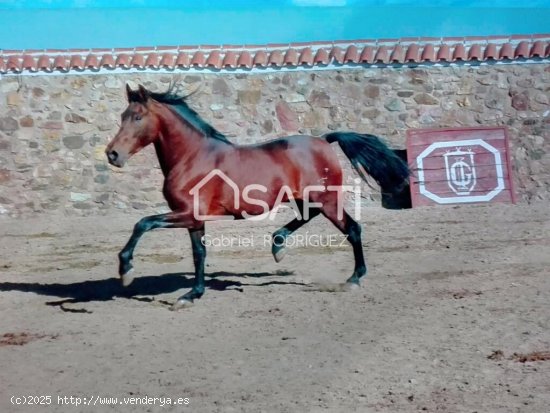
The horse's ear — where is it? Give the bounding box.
[126,83,140,103]
[137,84,149,102]
[126,83,133,102]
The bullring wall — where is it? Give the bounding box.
[0,63,548,217]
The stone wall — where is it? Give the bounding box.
[0,63,549,217]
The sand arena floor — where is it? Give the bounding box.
[1,203,549,412]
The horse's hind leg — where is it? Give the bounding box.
[271,200,321,262]
[317,197,367,288]
[341,213,367,287]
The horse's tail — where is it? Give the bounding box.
[324,132,410,194]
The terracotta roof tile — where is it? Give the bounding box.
[405,44,420,62]
[435,44,449,62]
[420,44,436,62]
[206,50,222,69]
[115,53,131,69]
[530,40,546,58]
[253,50,268,67]
[84,54,99,70]
[130,53,144,68]
[484,43,499,60]
[22,55,36,71]
[452,44,467,61]
[53,55,68,71]
[314,48,330,65]
[373,46,388,63]
[284,48,298,66]
[237,51,252,68]
[359,46,374,63]
[159,53,175,69]
[7,56,21,72]
[330,46,345,64]
[190,51,205,67]
[298,47,313,66]
[145,53,160,68]
[390,45,405,63]
[1,34,549,74]
[222,51,238,68]
[468,44,482,61]
[500,43,515,60]
[175,52,190,68]
[344,45,359,63]
[268,50,283,66]
[515,41,530,58]
[70,55,85,70]
[37,55,51,72]
[100,53,115,69]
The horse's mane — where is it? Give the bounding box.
[147,85,231,144]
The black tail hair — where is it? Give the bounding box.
[325,132,410,194]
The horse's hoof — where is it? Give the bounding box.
[342,281,361,292]
[273,247,286,263]
[121,269,135,287]
[119,259,134,276]
[170,298,194,311]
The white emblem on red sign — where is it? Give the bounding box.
[416,139,504,204]
[443,148,477,195]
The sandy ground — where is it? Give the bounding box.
[1,203,549,413]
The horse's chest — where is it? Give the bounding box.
[162,179,193,211]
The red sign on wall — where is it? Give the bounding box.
[406,127,515,207]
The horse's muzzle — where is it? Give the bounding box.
[106,149,125,167]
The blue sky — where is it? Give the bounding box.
[0,1,549,49]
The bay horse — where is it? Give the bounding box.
[106,84,409,310]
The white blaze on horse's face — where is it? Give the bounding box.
[105,84,159,168]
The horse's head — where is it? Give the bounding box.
[105,84,161,167]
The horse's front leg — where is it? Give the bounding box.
[118,211,199,286]
[171,227,206,310]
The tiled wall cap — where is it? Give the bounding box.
[1,35,548,73]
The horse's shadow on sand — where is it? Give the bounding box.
[0,271,304,312]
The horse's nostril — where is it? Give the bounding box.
[108,150,119,162]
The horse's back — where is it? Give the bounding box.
[234,134,343,188]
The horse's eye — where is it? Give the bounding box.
[135,115,142,121]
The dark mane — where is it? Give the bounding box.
[148,86,231,144]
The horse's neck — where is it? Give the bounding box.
[154,107,208,177]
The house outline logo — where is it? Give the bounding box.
[189,169,364,222]
[189,169,240,221]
